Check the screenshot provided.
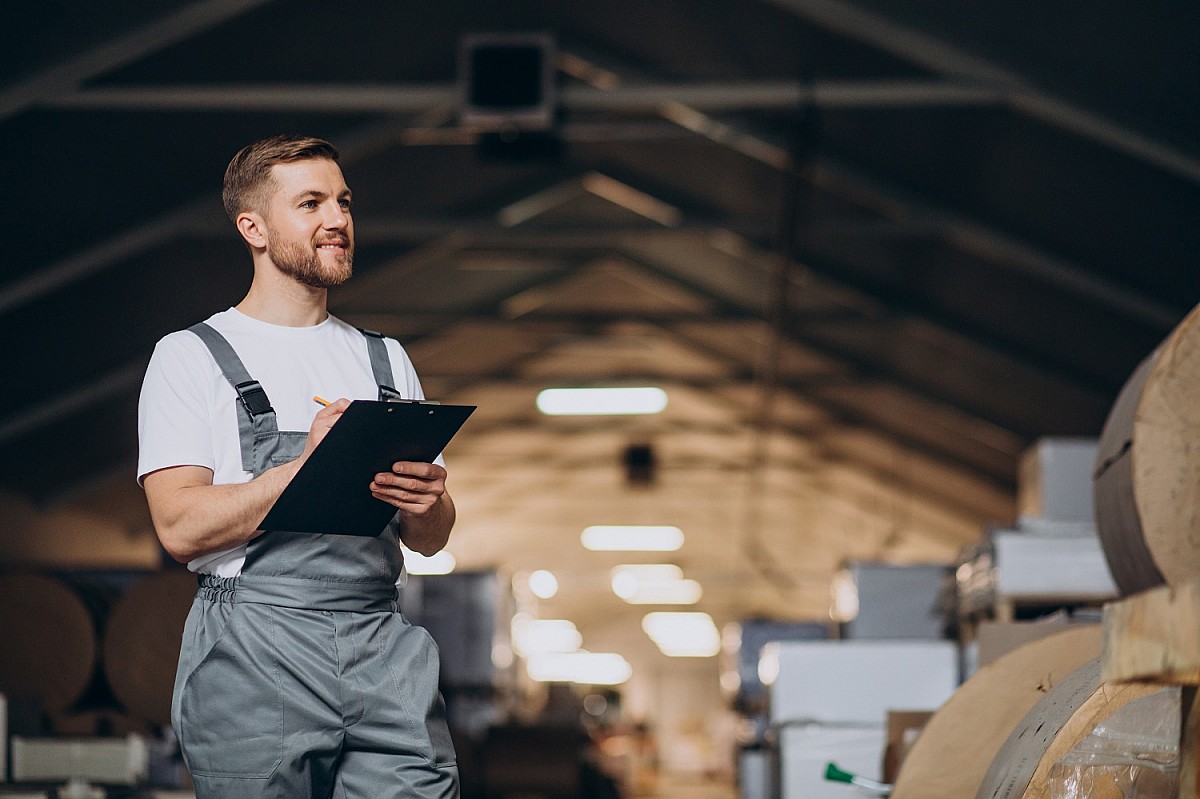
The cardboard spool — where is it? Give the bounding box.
[102,570,197,726]
[890,626,1157,799]
[0,572,99,715]
[1094,301,1200,595]
[974,659,1162,799]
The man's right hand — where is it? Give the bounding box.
[302,397,351,461]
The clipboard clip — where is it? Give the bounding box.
[378,382,439,405]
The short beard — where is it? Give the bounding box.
[268,238,353,289]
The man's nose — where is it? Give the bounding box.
[322,202,348,228]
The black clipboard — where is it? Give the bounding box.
[259,400,475,536]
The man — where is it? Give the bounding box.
[138,134,459,798]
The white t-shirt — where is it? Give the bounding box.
[137,308,430,577]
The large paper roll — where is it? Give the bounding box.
[102,570,196,726]
[0,573,98,714]
[891,626,1100,799]
[1095,301,1200,595]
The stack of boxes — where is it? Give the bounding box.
[732,620,830,799]
[765,563,958,798]
[767,639,959,798]
[751,438,1121,797]
[957,438,1118,677]
[996,437,1118,611]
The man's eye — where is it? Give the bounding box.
[339,199,352,210]
[300,200,318,209]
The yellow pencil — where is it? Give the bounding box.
[313,395,332,407]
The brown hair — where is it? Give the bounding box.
[221,134,340,222]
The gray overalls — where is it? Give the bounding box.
[170,323,459,799]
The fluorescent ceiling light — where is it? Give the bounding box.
[581,525,684,552]
[402,546,456,575]
[610,564,701,605]
[611,564,684,598]
[619,579,702,605]
[536,387,668,416]
[642,612,721,657]
[526,651,633,685]
[528,569,559,599]
[510,615,582,657]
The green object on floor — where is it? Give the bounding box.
[823,762,892,795]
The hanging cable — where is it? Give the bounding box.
[740,92,821,595]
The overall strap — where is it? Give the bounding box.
[188,322,280,472]
[358,328,404,401]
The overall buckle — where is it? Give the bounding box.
[234,380,274,416]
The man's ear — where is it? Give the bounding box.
[236,212,268,249]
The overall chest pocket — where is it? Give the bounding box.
[253,430,308,472]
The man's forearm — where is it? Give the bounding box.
[146,460,302,563]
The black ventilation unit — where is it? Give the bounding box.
[459,33,557,132]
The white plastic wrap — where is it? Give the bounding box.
[1047,687,1180,798]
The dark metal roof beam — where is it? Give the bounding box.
[610,244,1045,443]
[808,159,1182,331]
[653,322,1018,503]
[0,361,146,446]
[0,113,456,316]
[554,50,1181,330]
[0,0,274,120]
[767,0,1200,183]
[45,79,1001,113]
[672,232,1116,417]
[177,212,923,245]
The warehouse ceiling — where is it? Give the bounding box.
[2,0,1198,657]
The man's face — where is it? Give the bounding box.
[262,158,354,289]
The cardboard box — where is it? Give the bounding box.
[992,529,1117,598]
[769,640,959,725]
[777,724,886,799]
[1017,438,1098,524]
[882,710,935,783]
[840,562,949,640]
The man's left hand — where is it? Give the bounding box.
[371,461,447,517]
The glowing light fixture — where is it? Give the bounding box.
[526,651,632,685]
[829,568,860,623]
[622,579,702,605]
[758,642,781,686]
[611,565,683,598]
[510,615,582,657]
[536,387,668,416]
[610,564,701,604]
[528,569,559,599]
[581,525,684,552]
[402,546,456,575]
[642,611,721,657]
